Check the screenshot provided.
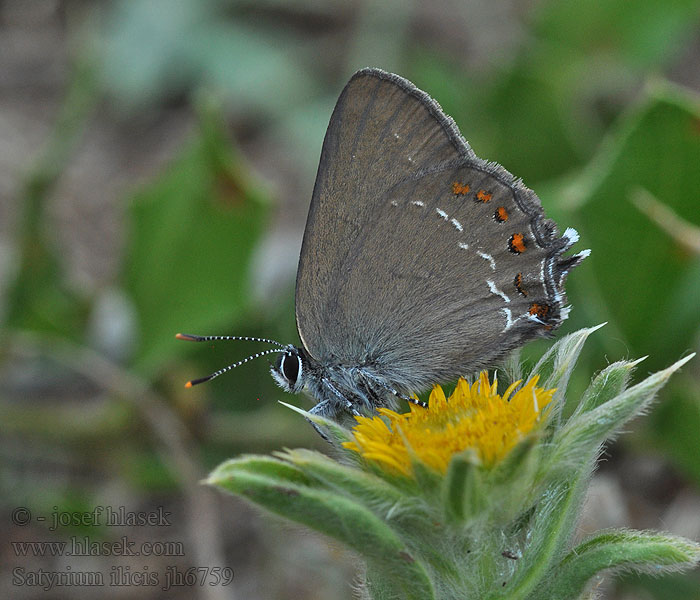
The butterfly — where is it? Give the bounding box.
[178,68,587,427]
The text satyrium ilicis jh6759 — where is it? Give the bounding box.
[178,68,588,429]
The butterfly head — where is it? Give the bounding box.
[270,345,307,394]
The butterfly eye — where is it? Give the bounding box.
[281,352,301,385]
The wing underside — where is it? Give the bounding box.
[295,69,581,391]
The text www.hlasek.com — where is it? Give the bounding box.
[12,536,183,557]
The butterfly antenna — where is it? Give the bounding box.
[176,333,285,347]
[183,348,282,388]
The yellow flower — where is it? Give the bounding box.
[343,371,555,476]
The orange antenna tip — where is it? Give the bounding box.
[176,333,200,341]
[185,381,193,388]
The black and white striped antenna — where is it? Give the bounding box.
[176,333,284,387]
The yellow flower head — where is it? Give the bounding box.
[343,371,555,477]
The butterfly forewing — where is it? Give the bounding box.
[295,68,575,392]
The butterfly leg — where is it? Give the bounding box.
[393,390,427,409]
[363,372,428,409]
[308,399,333,417]
[321,378,361,417]
[307,400,337,443]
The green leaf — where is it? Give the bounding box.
[123,105,268,374]
[407,455,443,501]
[554,354,694,466]
[572,356,645,418]
[486,471,594,600]
[529,324,605,420]
[209,463,435,600]
[210,455,316,488]
[443,449,486,523]
[536,529,700,600]
[277,448,420,519]
[488,436,543,520]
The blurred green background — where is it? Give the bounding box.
[1,1,699,598]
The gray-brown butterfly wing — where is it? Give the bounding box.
[295,68,584,392]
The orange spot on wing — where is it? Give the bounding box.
[514,273,528,296]
[509,233,526,254]
[476,189,492,202]
[529,303,550,319]
[452,181,470,195]
[494,206,509,222]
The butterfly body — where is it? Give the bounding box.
[271,345,407,422]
